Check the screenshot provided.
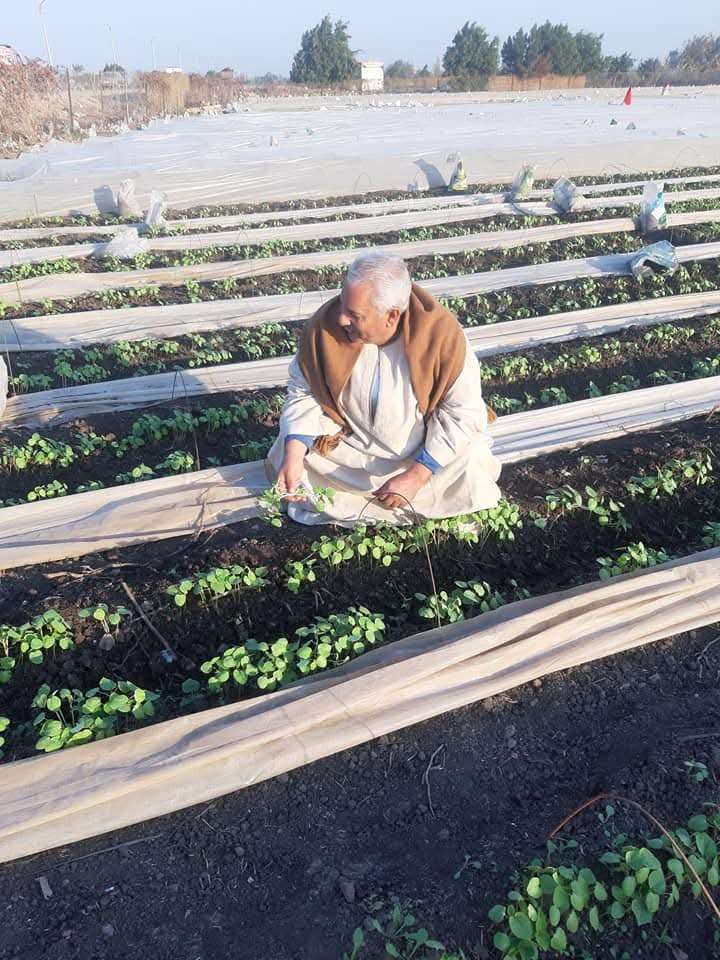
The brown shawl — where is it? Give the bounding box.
[298,283,495,455]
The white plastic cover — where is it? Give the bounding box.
[0,545,718,863]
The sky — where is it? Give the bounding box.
[4,0,718,76]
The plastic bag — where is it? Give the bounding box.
[449,159,468,193]
[509,163,536,200]
[630,241,678,280]
[639,181,667,234]
[100,227,149,260]
[116,179,143,219]
[144,191,168,229]
[94,184,118,215]
[552,177,581,214]
[0,356,7,422]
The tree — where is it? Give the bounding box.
[289,16,357,84]
[417,64,431,77]
[678,34,720,71]
[575,31,604,74]
[638,57,662,81]
[501,29,530,76]
[604,52,634,74]
[501,23,603,77]
[103,63,125,74]
[443,22,499,78]
[72,64,85,74]
[385,60,415,79]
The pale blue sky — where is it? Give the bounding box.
[5,0,718,76]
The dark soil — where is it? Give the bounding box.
[1,440,720,958]
[5,316,720,495]
[1,415,719,764]
[0,390,281,505]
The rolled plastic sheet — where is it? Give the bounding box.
[1,376,719,571]
[0,545,718,864]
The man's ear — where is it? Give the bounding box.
[386,308,400,327]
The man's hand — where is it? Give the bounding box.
[374,462,432,511]
[277,438,308,502]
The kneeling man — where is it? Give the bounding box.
[266,251,501,526]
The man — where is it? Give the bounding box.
[266,251,501,526]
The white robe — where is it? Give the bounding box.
[266,333,501,526]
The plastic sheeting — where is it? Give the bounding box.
[5,290,720,430]
[4,234,720,322]
[1,376,719,571]
[3,174,720,246]
[2,90,720,219]
[0,544,718,864]
[4,191,720,271]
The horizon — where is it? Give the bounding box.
[5,0,718,76]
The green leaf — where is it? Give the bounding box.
[549,927,567,951]
[622,876,637,897]
[688,814,709,832]
[488,905,506,923]
[646,891,660,914]
[493,932,511,952]
[549,905,561,926]
[526,877,542,899]
[610,900,625,920]
[509,913,533,940]
[631,896,652,926]
[588,905,602,932]
[594,882,608,901]
[552,885,570,911]
[46,695,62,711]
[566,911,579,934]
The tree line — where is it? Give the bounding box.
[288,16,720,85]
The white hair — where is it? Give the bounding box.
[344,251,412,314]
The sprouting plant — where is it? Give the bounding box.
[702,521,720,547]
[167,565,268,607]
[294,607,385,676]
[259,482,335,527]
[79,603,131,635]
[32,678,160,752]
[284,559,317,593]
[415,580,506,624]
[155,450,196,474]
[0,609,74,679]
[0,716,9,759]
[597,542,670,580]
[684,759,710,783]
[625,454,713,499]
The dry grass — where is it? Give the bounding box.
[0,60,61,147]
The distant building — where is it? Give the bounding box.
[361,60,384,93]
[218,67,235,80]
[164,67,183,74]
[0,44,22,66]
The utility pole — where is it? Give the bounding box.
[38,0,53,67]
[108,24,120,68]
[151,38,158,71]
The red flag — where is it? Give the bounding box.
[623,86,633,106]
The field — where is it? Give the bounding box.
[2,106,720,959]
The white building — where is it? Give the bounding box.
[361,60,384,93]
[0,44,23,66]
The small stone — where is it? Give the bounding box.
[532,678,542,689]
[649,673,662,684]
[278,773,289,784]
[234,846,245,858]
[339,878,356,903]
[101,924,115,938]
[438,828,450,841]
[505,724,516,737]
[481,697,495,712]
[378,735,390,747]
[507,738,517,750]
[62,930,72,940]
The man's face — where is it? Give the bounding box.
[338,282,400,346]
